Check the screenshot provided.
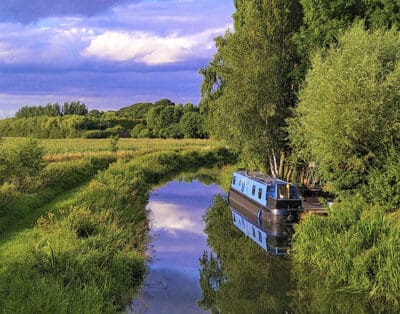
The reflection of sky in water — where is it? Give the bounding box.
[130,180,222,314]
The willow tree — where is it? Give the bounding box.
[294,0,400,84]
[288,23,400,193]
[200,0,302,178]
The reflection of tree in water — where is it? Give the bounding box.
[178,168,221,186]
[199,196,292,313]
[199,196,383,314]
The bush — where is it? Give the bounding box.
[0,138,44,190]
[289,24,400,193]
[130,123,146,138]
[365,147,400,212]
[82,130,107,139]
[138,128,151,138]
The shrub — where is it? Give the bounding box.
[365,147,400,212]
[81,130,107,139]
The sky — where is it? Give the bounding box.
[0,0,234,118]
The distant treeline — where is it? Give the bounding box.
[15,101,88,118]
[0,99,206,139]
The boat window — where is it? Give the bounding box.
[233,213,236,222]
[252,227,255,237]
[232,176,236,185]
[278,184,290,199]
[290,185,297,199]
[258,231,262,242]
[241,181,245,192]
[267,185,274,193]
[258,188,262,199]
[251,185,256,195]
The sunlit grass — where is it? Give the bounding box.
[0,143,234,313]
[2,137,221,153]
[1,137,223,163]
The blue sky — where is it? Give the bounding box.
[0,0,234,117]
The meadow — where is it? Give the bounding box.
[1,137,220,162]
[0,137,235,313]
[2,137,216,153]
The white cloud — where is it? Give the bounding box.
[0,22,93,65]
[0,108,16,119]
[147,200,205,236]
[82,26,229,65]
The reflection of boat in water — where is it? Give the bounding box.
[231,208,294,255]
[228,169,302,255]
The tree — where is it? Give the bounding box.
[63,101,88,116]
[159,106,175,129]
[182,103,198,114]
[288,23,400,193]
[200,0,302,176]
[179,111,204,138]
[146,106,163,136]
[294,0,400,83]
[154,98,174,107]
[173,104,184,122]
[117,102,153,119]
[15,103,61,118]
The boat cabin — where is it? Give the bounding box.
[230,170,301,209]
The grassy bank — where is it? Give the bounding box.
[0,156,117,243]
[0,146,235,313]
[292,196,400,308]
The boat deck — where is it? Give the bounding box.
[301,197,328,217]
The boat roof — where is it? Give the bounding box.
[234,169,288,185]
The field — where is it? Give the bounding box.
[2,137,218,153]
[2,137,221,161]
[0,137,234,313]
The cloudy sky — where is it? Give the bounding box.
[0,0,234,118]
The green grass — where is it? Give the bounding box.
[292,194,400,307]
[0,184,85,242]
[2,137,221,154]
[0,145,235,313]
[0,156,116,244]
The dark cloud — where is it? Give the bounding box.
[0,0,138,23]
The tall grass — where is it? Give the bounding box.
[0,156,117,243]
[292,194,400,308]
[292,148,400,308]
[0,146,235,313]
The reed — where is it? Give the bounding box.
[292,194,400,306]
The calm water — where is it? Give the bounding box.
[128,176,385,314]
[129,179,222,314]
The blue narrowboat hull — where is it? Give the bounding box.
[229,188,301,223]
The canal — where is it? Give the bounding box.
[129,176,222,314]
[128,173,380,314]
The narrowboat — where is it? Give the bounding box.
[228,169,303,224]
